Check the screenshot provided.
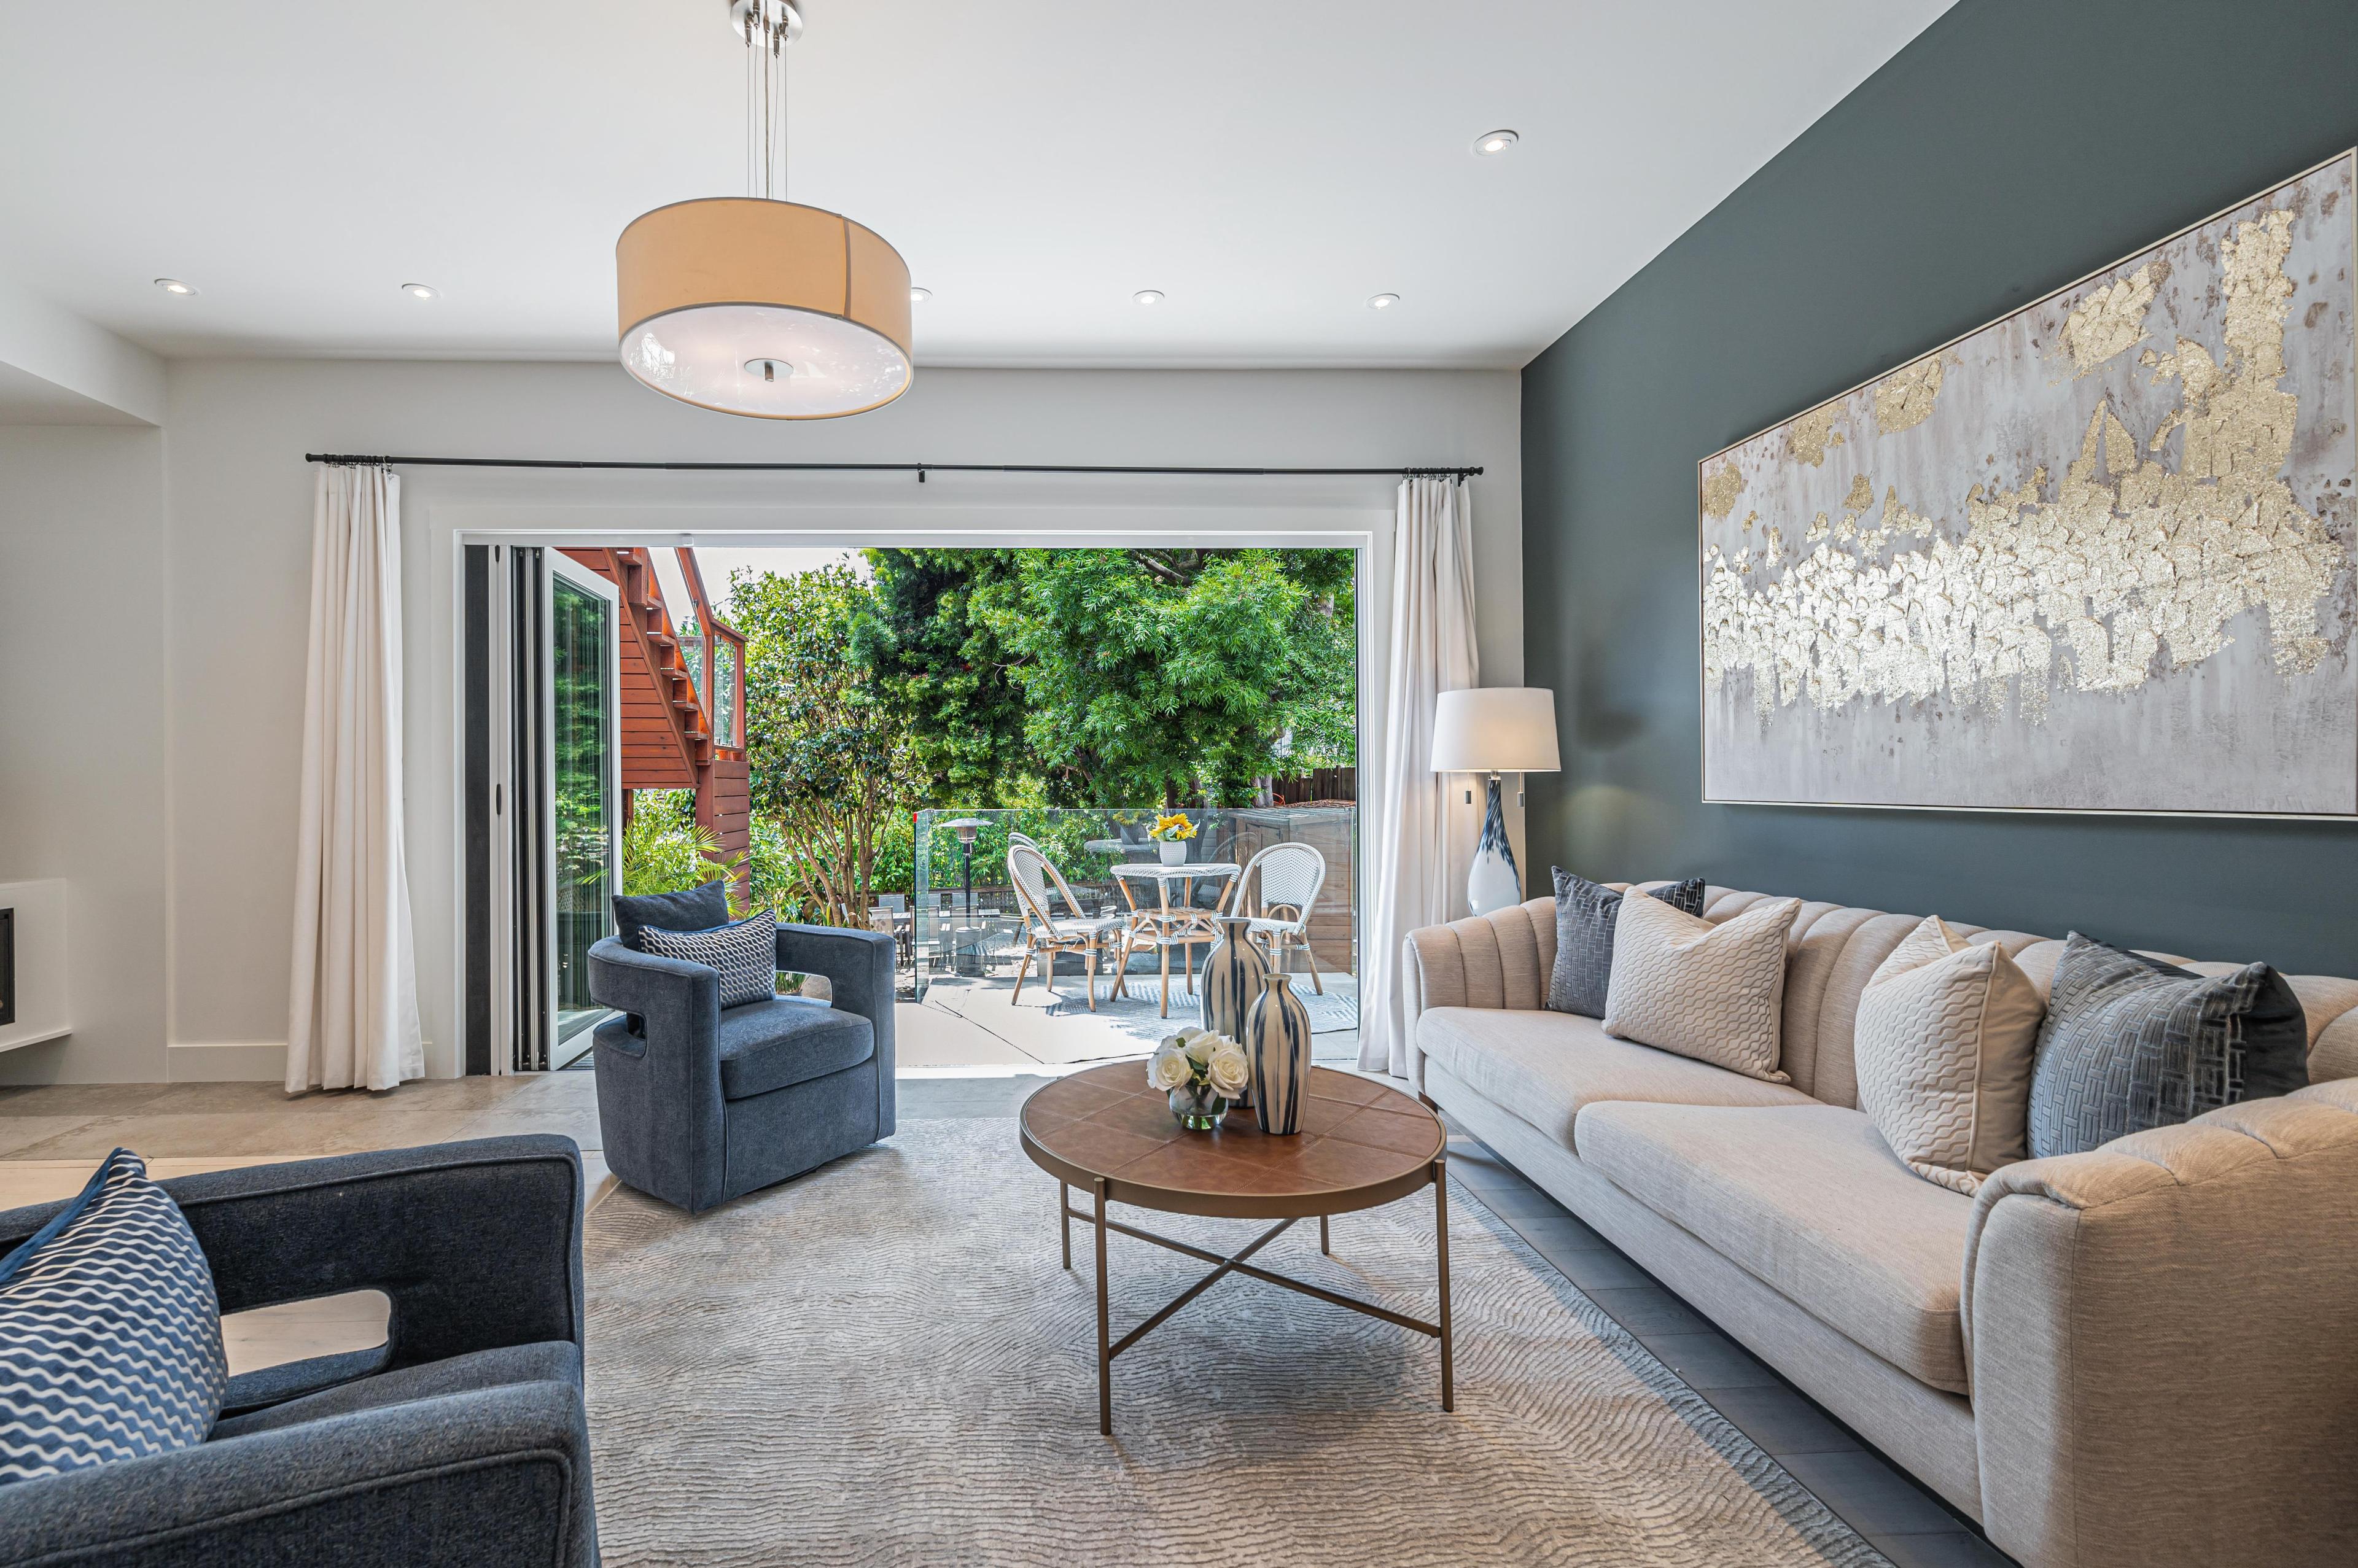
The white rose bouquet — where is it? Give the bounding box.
[1150,1026,1251,1129]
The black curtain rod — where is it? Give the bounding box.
[303,453,1479,481]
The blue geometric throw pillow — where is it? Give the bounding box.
[0,1149,227,1483]
[641,914,779,1009]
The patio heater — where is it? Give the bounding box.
[943,817,992,977]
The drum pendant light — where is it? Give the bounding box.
[616,1,912,419]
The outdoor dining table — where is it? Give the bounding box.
[1110,861,1243,1019]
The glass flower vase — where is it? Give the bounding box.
[1167,1082,1230,1131]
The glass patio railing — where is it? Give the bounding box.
[893,806,1358,1006]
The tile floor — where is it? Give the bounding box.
[0,1069,2011,1566]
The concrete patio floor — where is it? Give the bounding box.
[897,969,1360,1071]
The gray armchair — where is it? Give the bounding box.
[0,1136,596,1568]
[588,921,897,1213]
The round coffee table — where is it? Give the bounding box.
[1019,1058,1453,1434]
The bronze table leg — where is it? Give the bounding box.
[1434,1156,1455,1413]
[1319,1214,1330,1256]
[1060,1182,1071,1270]
[1094,1177,1112,1435]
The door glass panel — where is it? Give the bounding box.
[679,615,708,710]
[716,639,739,748]
[551,574,613,1039]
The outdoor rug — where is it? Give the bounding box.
[582,1118,1889,1567]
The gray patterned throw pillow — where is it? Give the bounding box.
[2026,933,2291,1159]
[640,915,779,1010]
[1546,871,1706,1017]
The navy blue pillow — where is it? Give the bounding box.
[0,1149,228,1484]
[1546,872,1708,1017]
[613,880,731,951]
[2028,934,2307,1159]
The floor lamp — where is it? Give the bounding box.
[1431,688,1561,917]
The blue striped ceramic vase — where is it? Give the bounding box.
[1198,915,1268,1109]
[1245,970,1314,1135]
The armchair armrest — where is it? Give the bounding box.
[1963,1079,2358,1568]
[587,933,721,1038]
[0,1382,596,1568]
[0,1136,585,1414]
[777,923,897,1135]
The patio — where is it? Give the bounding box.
[898,970,1360,1071]
[885,805,1360,1072]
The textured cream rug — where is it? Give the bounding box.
[583,1119,1888,1567]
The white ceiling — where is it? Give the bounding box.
[0,1,1951,371]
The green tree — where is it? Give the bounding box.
[850,548,1031,804]
[854,546,1356,807]
[980,548,1356,805]
[729,564,925,928]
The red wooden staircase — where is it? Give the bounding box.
[560,547,751,886]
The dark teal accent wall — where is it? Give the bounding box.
[1522,0,2358,973]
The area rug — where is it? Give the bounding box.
[582,1119,1888,1567]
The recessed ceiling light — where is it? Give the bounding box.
[1368,293,1401,310]
[1133,289,1165,306]
[402,283,440,300]
[154,278,196,295]
[1473,129,1519,155]
[909,286,932,303]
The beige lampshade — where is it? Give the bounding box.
[615,197,914,419]
[1431,687,1562,773]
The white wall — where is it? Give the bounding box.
[0,429,169,1081]
[6,358,1520,1082]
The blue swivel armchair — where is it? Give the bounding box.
[586,922,897,1213]
[0,1136,596,1567]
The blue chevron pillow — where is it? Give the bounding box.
[0,1149,228,1483]
[641,913,780,1009]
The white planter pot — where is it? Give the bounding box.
[1158,840,1187,865]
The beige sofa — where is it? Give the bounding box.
[1404,884,2358,1568]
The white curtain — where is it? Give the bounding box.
[286,464,424,1092]
[1360,476,1479,1083]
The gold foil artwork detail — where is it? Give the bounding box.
[1700,461,1746,520]
[1703,206,2340,724]
[1786,405,1846,467]
[2056,262,2163,376]
[1874,356,1946,433]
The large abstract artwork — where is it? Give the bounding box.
[1698,153,2358,815]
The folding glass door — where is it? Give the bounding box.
[465,545,621,1073]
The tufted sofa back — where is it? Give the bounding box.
[1466,884,2358,1107]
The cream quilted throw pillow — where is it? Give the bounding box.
[1853,915,2044,1195]
[1602,894,1801,1082]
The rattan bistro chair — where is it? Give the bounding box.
[1008,839,1130,1011]
[1237,841,1330,992]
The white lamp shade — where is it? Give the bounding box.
[1431,687,1561,773]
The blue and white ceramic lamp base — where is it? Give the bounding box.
[1465,772,1522,916]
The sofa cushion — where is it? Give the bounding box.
[1577,1101,1974,1392]
[1414,1006,1815,1151]
[1854,915,2045,1195]
[1546,871,1705,1018]
[1604,894,1802,1082]
[717,999,875,1101]
[2029,933,2294,1159]
[642,914,779,1010]
[0,1149,229,1483]
[208,1341,581,1442]
[612,879,730,951]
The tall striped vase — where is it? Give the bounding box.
[1198,915,1268,1110]
[1245,970,1314,1135]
